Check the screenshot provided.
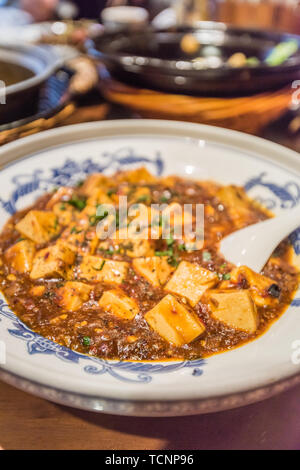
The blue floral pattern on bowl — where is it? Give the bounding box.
[0,299,205,383]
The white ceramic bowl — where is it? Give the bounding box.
[0,120,299,416]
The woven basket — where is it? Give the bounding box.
[99,72,293,135]
[0,56,108,146]
[0,102,110,146]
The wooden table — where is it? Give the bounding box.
[1,97,300,450]
[1,380,300,450]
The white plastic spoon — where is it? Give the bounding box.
[220,206,300,273]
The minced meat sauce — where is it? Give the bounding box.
[0,168,298,361]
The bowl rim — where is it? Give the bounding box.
[1,367,300,416]
[1,118,299,170]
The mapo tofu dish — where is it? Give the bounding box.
[0,167,298,361]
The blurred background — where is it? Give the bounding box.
[0,0,299,32]
[1,0,300,148]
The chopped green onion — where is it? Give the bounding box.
[136,194,150,203]
[82,336,91,347]
[89,210,108,226]
[265,40,298,66]
[115,210,120,229]
[160,190,172,202]
[202,251,211,261]
[70,226,82,234]
[99,247,115,255]
[166,236,174,247]
[155,250,173,257]
[93,260,106,271]
[67,196,87,211]
[222,273,231,280]
[167,255,179,268]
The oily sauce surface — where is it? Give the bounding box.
[0,170,298,361]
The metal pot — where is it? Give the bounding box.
[89,22,300,96]
[0,43,63,125]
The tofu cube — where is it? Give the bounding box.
[162,202,193,229]
[5,239,35,273]
[80,173,109,197]
[85,188,113,210]
[145,294,205,346]
[165,261,218,306]
[52,202,75,227]
[100,226,154,258]
[221,266,279,307]
[99,237,153,258]
[217,186,256,228]
[99,289,139,320]
[16,210,59,244]
[124,239,154,258]
[133,256,175,287]
[63,228,98,255]
[30,241,76,280]
[206,289,259,333]
[127,207,161,240]
[29,285,46,296]
[56,282,92,312]
[116,167,156,184]
[78,256,128,285]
